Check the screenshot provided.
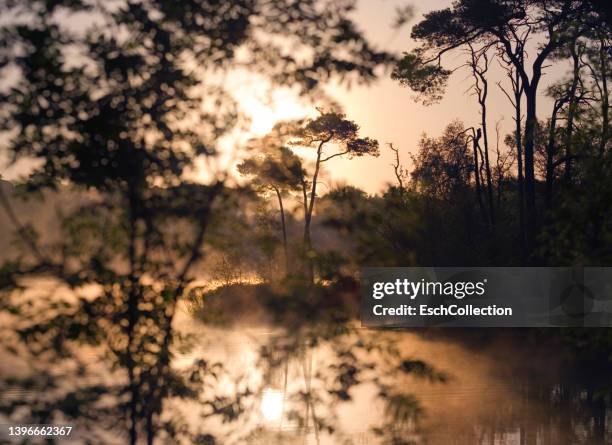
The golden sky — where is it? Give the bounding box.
[229,0,563,194]
[320,0,562,194]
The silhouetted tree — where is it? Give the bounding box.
[392,0,604,259]
[467,44,496,226]
[238,134,305,274]
[287,111,380,281]
[498,51,527,260]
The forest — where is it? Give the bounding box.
[0,0,611,444]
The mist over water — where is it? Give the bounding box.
[170,305,610,445]
[1,277,609,444]
[0,190,609,444]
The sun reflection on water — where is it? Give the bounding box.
[260,388,284,423]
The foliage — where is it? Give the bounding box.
[392,50,451,104]
[0,0,398,443]
[290,111,380,159]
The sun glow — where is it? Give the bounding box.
[260,388,284,423]
[190,83,312,184]
[238,86,313,137]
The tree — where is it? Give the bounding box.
[467,44,496,226]
[392,0,603,260]
[0,1,398,443]
[288,112,380,281]
[411,121,473,200]
[238,133,305,274]
[498,48,527,260]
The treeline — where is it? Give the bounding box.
[228,0,611,276]
[391,0,611,266]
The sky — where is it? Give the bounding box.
[0,0,567,194]
[319,0,562,194]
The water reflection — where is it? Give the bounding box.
[197,324,610,445]
[1,299,610,444]
[260,389,284,423]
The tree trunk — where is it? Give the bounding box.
[563,44,580,184]
[545,100,563,210]
[479,83,495,226]
[497,32,556,261]
[469,47,495,227]
[273,186,289,274]
[514,80,526,264]
[523,87,538,260]
[301,178,314,283]
[599,37,609,157]
[127,188,140,445]
[472,130,488,224]
[302,140,326,283]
